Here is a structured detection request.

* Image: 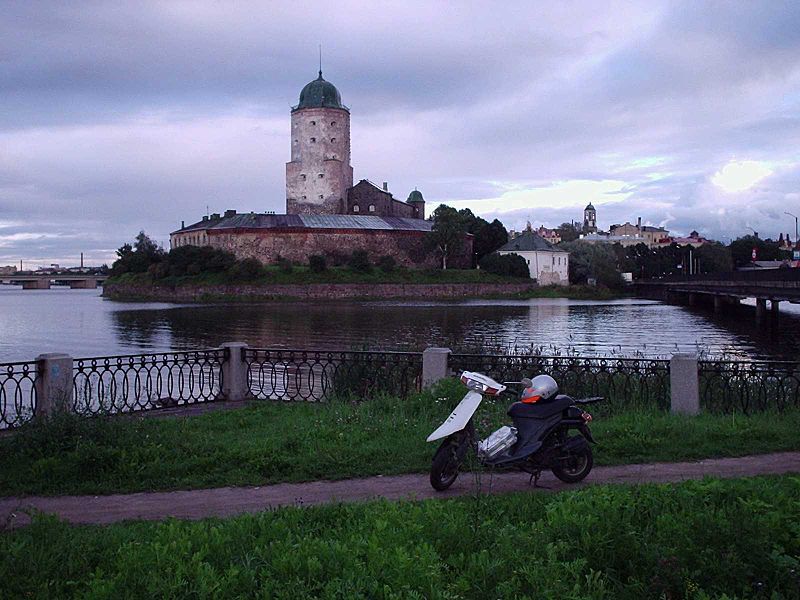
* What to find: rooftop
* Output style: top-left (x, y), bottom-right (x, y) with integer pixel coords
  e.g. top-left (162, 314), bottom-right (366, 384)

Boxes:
top-left (172, 212), bottom-right (433, 235)
top-left (497, 231), bottom-right (565, 253)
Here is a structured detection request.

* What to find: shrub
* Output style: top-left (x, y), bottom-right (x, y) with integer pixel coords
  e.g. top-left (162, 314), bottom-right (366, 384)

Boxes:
top-left (227, 258), bottom-right (263, 281)
top-left (479, 252), bottom-right (529, 278)
top-left (308, 255), bottom-right (327, 273)
top-left (277, 257), bottom-right (294, 274)
top-left (377, 255), bottom-right (397, 273)
top-left (348, 249), bottom-right (372, 273)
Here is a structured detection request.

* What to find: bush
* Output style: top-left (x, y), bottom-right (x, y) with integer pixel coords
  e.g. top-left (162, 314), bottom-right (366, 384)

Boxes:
top-left (227, 258), bottom-right (263, 281)
top-left (276, 257), bottom-right (293, 274)
top-left (348, 249), bottom-right (372, 273)
top-left (479, 252), bottom-right (529, 278)
top-left (308, 255), bottom-right (327, 273)
top-left (377, 255), bottom-right (396, 273)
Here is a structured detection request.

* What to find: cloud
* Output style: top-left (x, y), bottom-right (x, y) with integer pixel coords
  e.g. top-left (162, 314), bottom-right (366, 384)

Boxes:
top-left (2, 1), bottom-right (800, 264)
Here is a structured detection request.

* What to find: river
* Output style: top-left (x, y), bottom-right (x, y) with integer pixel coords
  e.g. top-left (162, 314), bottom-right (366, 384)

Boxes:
top-left (2, 286), bottom-right (800, 362)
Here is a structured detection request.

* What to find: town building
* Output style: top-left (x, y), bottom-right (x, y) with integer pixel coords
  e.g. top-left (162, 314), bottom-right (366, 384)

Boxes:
top-left (171, 70), bottom-right (471, 268)
top-left (582, 203), bottom-right (597, 233)
top-left (0, 265), bottom-right (18, 276)
top-left (536, 225), bottom-right (561, 244)
top-left (497, 230), bottom-right (569, 286)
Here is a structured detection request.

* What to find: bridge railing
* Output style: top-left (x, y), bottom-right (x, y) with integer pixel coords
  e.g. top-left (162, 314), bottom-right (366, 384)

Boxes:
top-left (0, 361), bottom-right (38, 428)
top-left (639, 268), bottom-right (800, 284)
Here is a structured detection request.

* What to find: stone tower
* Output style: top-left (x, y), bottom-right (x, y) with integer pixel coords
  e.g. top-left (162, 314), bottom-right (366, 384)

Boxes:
top-left (286, 71), bottom-right (353, 215)
top-left (583, 202), bottom-right (597, 233)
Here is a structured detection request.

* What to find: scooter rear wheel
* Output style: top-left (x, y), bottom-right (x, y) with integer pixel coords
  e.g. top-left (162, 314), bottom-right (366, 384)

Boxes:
top-left (430, 438), bottom-right (462, 491)
top-left (551, 442), bottom-right (593, 483)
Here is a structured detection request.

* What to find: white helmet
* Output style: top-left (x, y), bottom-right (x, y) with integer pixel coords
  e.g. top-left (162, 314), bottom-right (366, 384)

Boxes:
top-left (521, 374), bottom-right (558, 403)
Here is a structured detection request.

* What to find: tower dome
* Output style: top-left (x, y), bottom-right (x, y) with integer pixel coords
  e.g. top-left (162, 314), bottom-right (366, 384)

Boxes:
top-left (407, 189), bottom-right (424, 203)
top-left (293, 71), bottom-right (347, 112)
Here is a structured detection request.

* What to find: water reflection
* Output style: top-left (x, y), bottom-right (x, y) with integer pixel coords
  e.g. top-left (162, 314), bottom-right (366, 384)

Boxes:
top-left (2, 287), bottom-right (800, 361)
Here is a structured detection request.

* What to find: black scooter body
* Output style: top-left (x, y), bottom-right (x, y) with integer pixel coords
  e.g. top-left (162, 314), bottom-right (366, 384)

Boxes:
top-left (483, 394), bottom-right (587, 467)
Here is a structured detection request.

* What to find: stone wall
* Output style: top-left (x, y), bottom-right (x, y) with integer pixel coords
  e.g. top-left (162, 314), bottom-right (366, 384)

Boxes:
top-left (104, 281), bottom-right (536, 302)
top-left (286, 106), bottom-right (353, 215)
top-left (207, 228), bottom-right (473, 269)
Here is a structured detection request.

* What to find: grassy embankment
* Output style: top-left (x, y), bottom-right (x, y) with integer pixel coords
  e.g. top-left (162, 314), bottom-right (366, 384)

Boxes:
top-left (2, 379), bottom-right (798, 497)
top-left (2, 476), bottom-right (799, 598)
top-left (105, 269), bottom-right (624, 301)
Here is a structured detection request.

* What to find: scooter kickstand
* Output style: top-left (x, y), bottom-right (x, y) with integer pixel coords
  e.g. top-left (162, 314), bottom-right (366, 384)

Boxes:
top-left (529, 471), bottom-right (550, 489)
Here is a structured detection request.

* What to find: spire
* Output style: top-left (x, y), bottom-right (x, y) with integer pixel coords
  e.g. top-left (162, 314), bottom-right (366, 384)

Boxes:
top-left (318, 44), bottom-right (323, 79)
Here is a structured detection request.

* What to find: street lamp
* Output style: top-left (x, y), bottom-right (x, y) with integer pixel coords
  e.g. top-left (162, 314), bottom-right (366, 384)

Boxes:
top-left (784, 211), bottom-right (798, 243)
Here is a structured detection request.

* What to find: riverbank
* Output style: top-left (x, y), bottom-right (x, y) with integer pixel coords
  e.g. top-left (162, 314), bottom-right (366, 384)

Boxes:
top-left (103, 270), bottom-right (623, 302)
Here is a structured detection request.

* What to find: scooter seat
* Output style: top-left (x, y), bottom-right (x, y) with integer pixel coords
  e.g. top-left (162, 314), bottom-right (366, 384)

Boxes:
top-left (507, 396), bottom-right (572, 419)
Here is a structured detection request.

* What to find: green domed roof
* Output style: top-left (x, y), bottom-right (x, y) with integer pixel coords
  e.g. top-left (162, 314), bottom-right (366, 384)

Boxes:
top-left (585, 203), bottom-right (596, 211)
top-left (293, 71), bottom-right (347, 112)
top-left (407, 189), bottom-right (424, 203)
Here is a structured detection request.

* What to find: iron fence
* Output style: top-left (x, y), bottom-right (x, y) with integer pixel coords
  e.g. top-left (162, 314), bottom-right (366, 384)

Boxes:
top-left (72, 349), bottom-right (225, 416)
top-left (244, 348), bottom-right (423, 401)
top-left (699, 360), bottom-right (800, 413)
top-left (0, 361), bottom-right (38, 429)
top-left (450, 353), bottom-right (671, 412)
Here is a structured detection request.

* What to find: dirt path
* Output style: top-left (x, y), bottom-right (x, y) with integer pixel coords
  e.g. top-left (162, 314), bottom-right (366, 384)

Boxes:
top-left (3, 452), bottom-right (799, 528)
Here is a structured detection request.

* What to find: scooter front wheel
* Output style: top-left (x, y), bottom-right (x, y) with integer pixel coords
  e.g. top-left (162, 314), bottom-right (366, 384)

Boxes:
top-left (430, 438), bottom-right (463, 491)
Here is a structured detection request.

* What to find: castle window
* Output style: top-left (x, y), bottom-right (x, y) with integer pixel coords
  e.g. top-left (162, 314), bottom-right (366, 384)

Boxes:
top-left (318, 194), bottom-right (323, 199)
top-left (310, 121), bottom-right (316, 125)
top-left (353, 204), bottom-right (360, 212)
top-left (302, 195), bottom-right (307, 200)
top-left (300, 174), bottom-right (306, 181)
top-left (331, 121), bottom-right (336, 126)
top-left (369, 204), bottom-right (376, 212)
top-left (318, 173), bottom-right (324, 178)
top-left (330, 137), bottom-right (336, 143)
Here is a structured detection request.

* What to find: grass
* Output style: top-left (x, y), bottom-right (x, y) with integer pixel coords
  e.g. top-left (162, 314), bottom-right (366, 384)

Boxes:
top-left (1, 379), bottom-right (799, 497)
top-left (2, 475), bottom-right (799, 598)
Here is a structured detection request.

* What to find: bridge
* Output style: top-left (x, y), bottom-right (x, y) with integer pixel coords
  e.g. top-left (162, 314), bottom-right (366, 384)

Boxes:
top-left (635, 268), bottom-right (800, 320)
top-left (1, 273), bottom-right (109, 290)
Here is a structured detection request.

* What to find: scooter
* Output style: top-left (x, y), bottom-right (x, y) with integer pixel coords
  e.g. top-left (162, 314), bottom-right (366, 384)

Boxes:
top-left (427, 371), bottom-right (603, 491)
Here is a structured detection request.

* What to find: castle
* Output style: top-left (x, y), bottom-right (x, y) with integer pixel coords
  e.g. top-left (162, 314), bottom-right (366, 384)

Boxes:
top-left (170, 69), bottom-right (470, 267)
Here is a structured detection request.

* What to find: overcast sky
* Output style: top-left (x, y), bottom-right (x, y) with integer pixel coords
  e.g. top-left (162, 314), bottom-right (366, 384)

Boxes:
top-left (2, 1), bottom-right (800, 267)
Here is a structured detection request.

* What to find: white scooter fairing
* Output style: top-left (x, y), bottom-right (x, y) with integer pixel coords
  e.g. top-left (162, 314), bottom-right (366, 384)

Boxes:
top-left (426, 390), bottom-right (483, 442)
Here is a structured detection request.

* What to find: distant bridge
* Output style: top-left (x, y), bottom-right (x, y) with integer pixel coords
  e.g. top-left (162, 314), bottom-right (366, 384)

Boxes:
top-left (0, 274), bottom-right (109, 289)
top-left (635, 268), bottom-right (800, 320)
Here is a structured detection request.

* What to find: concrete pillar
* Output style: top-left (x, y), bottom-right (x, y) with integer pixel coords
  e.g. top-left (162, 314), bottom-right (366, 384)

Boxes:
top-left (422, 347), bottom-right (452, 388)
top-left (713, 295), bottom-right (723, 313)
top-left (34, 353), bottom-right (74, 417)
top-left (219, 342), bottom-right (250, 401)
top-left (688, 292), bottom-right (697, 306)
top-left (23, 279), bottom-right (50, 289)
top-left (771, 300), bottom-right (780, 318)
top-left (69, 279), bottom-right (98, 289)
top-left (755, 298), bottom-right (767, 322)
top-left (669, 353), bottom-right (699, 415)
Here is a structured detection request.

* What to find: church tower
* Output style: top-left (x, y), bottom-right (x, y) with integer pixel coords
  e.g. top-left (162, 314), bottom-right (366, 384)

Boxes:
top-left (583, 202), bottom-right (597, 233)
top-left (286, 70), bottom-right (353, 214)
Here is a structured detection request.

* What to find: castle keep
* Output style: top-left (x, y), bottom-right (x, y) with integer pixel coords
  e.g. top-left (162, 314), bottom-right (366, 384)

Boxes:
top-left (171, 69), bottom-right (468, 267)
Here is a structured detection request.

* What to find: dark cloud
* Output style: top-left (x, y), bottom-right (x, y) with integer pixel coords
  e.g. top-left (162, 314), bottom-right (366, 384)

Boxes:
top-left (1, 1), bottom-right (800, 265)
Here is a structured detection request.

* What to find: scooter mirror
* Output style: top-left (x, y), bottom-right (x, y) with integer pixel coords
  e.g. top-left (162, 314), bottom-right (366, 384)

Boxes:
top-left (521, 378), bottom-right (533, 388)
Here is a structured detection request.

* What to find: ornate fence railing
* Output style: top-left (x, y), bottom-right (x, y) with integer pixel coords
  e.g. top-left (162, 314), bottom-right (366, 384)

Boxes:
top-left (244, 348), bottom-right (423, 402)
top-left (449, 353), bottom-right (671, 412)
top-left (0, 361), bottom-right (38, 428)
top-left (699, 360), bottom-right (800, 413)
top-left (72, 349), bottom-right (225, 416)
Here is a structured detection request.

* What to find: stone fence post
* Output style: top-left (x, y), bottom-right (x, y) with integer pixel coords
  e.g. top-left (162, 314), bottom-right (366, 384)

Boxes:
top-left (422, 347), bottom-right (451, 388)
top-left (220, 342), bottom-right (250, 401)
top-left (35, 353), bottom-right (74, 418)
top-left (670, 353), bottom-right (700, 415)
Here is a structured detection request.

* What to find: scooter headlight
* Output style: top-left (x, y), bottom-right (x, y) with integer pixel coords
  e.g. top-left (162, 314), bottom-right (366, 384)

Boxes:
top-left (460, 373), bottom-right (501, 395)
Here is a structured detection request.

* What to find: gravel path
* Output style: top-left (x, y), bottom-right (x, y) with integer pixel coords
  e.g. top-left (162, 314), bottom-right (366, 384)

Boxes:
top-left (2, 452), bottom-right (799, 528)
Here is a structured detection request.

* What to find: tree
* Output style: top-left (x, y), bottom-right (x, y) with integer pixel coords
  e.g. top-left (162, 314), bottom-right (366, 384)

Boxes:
top-left (558, 222), bottom-right (580, 243)
top-left (728, 235), bottom-right (781, 268)
top-left (478, 252), bottom-right (529, 278)
top-left (427, 204), bottom-right (466, 269)
top-left (456, 209), bottom-right (508, 263)
top-left (111, 231), bottom-right (165, 275)
top-left (558, 240), bottom-right (624, 289)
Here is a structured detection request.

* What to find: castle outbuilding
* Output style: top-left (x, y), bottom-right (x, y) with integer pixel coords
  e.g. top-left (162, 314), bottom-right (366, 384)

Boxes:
top-left (171, 69), bottom-right (468, 268)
